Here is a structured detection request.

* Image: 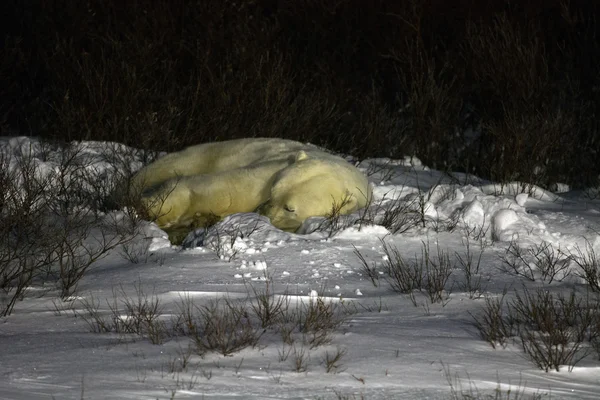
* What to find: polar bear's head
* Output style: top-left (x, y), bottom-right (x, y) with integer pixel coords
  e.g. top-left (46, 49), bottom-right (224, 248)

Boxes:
top-left (257, 152), bottom-right (370, 232)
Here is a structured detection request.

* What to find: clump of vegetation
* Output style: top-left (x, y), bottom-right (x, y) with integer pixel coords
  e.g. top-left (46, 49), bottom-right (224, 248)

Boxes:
top-left (498, 240), bottom-right (572, 283)
top-left (380, 240), bottom-right (453, 305)
top-left (3, 0), bottom-right (599, 188)
top-left (0, 141), bottom-right (141, 316)
top-left (471, 287), bottom-right (599, 372)
top-left (77, 279), bottom-right (350, 366)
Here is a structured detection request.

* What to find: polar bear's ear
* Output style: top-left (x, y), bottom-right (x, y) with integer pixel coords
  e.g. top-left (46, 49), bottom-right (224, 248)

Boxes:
top-left (295, 150), bottom-right (309, 162)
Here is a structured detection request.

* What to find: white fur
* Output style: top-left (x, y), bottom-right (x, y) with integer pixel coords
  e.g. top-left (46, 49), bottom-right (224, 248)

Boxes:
top-left (132, 138), bottom-right (372, 232)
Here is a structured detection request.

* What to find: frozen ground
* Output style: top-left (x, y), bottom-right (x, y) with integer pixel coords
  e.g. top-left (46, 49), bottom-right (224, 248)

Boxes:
top-left (1, 136), bottom-right (600, 399)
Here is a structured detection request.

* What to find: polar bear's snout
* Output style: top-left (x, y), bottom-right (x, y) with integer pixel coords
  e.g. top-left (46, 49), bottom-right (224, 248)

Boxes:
top-left (256, 200), bottom-right (302, 232)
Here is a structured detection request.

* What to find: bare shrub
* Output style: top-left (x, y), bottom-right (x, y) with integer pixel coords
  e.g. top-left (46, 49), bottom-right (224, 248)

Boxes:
top-left (0, 140), bottom-right (142, 315)
top-left (373, 191), bottom-right (423, 235)
top-left (353, 246), bottom-right (380, 288)
top-left (178, 296), bottom-right (260, 356)
top-left (368, 179), bottom-right (457, 236)
top-left (78, 296), bottom-right (113, 333)
top-left (50, 215), bottom-right (134, 300)
top-left (43, 144), bottom-right (138, 299)
top-left (511, 288), bottom-right (594, 372)
top-left (528, 242), bottom-right (571, 283)
top-left (202, 216), bottom-right (261, 261)
top-left (421, 242), bottom-right (453, 304)
top-left (470, 291), bottom-right (517, 349)
top-left (119, 241), bottom-right (151, 264)
top-left (292, 345), bottom-right (310, 373)
top-left (444, 362), bottom-right (547, 400)
top-left (471, 287), bottom-right (597, 371)
top-left (592, 310), bottom-right (600, 360)
top-left (277, 343), bottom-right (293, 362)
top-left (461, 218), bottom-right (491, 247)
top-left (164, 344), bottom-right (195, 374)
top-left (247, 273), bottom-right (290, 329)
top-left (499, 241), bottom-right (571, 283)
top-left (571, 241), bottom-right (600, 293)
top-left (481, 109), bottom-right (575, 187)
top-left (306, 192), bottom-right (362, 237)
top-left (0, 151), bottom-right (57, 316)
top-left (498, 241), bottom-right (536, 282)
top-left (77, 283), bottom-right (168, 344)
top-left (365, 161), bottom-right (397, 182)
top-left (278, 311), bottom-right (299, 346)
top-left (322, 346), bottom-right (347, 373)
top-left (354, 297), bottom-right (388, 313)
top-left (381, 240), bottom-right (423, 294)
top-left (24, 1), bottom-right (379, 156)
top-left (298, 296), bottom-right (346, 348)
top-left (185, 289), bottom-right (340, 361)
top-left (382, 240), bottom-right (452, 304)
top-left (50, 297), bottom-right (77, 317)
top-left (455, 236), bottom-right (486, 299)
top-left (171, 292), bottom-right (197, 337)
top-left (114, 283), bottom-right (168, 345)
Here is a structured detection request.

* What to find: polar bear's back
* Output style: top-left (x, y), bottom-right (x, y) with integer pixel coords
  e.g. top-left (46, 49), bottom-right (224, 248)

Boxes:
top-left (195, 138), bottom-right (314, 169)
top-left (133, 138), bottom-right (339, 192)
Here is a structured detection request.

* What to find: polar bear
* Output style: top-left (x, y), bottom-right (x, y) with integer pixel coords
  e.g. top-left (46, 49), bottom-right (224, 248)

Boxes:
top-left (131, 138), bottom-right (371, 233)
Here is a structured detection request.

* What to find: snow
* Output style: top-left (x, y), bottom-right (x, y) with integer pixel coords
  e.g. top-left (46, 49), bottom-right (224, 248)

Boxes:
top-left (1, 136), bottom-right (600, 399)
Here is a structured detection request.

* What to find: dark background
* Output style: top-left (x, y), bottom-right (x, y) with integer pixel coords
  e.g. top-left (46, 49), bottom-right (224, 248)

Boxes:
top-left (2, 0), bottom-right (599, 188)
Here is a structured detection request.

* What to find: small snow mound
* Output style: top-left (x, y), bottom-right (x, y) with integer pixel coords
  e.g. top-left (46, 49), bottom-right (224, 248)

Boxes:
top-left (148, 236), bottom-right (171, 252)
top-left (454, 189), bottom-right (465, 201)
top-left (137, 220), bottom-right (172, 251)
top-left (515, 193), bottom-right (529, 207)
top-left (428, 184), bottom-right (554, 242)
top-left (372, 185), bottom-right (417, 201)
top-left (427, 185), bottom-right (459, 204)
top-left (479, 182), bottom-right (559, 202)
top-left (335, 224), bottom-right (390, 240)
top-left (461, 199), bottom-right (485, 228)
top-left (492, 209), bottom-right (520, 241)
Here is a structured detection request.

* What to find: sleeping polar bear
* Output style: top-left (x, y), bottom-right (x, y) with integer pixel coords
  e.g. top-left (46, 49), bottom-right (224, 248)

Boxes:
top-left (131, 138), bottom-right (372, 233)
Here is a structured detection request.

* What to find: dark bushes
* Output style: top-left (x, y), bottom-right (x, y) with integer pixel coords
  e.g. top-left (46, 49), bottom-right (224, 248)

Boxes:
top-left (2, 0), bottom-right (599, 187)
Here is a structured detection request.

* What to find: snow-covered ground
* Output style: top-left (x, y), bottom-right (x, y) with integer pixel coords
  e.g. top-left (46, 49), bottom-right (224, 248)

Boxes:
top-left (1, 136), bottom-right (599, 399)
